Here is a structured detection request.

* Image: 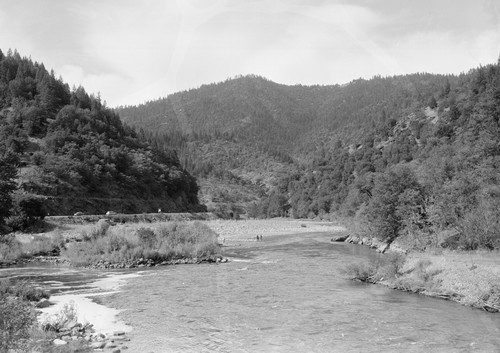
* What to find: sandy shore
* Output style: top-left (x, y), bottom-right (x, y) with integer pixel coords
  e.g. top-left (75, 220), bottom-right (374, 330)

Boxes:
top-left (203, 218), bottom-right (346, 241)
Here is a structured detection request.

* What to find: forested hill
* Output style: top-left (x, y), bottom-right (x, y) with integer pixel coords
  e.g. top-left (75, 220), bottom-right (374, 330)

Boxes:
top-left (115, 70), bottom-right (464, 215)
top-left (117, 73), bottom-right (453, 156)
top-left (0, 49), bottom-right (204, 221)
top-left (117, 62), bottom-right (500, 251)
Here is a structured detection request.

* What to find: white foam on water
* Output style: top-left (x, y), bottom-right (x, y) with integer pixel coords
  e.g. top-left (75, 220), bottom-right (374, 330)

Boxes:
top-left (38, 272), bottom-right (146, 335)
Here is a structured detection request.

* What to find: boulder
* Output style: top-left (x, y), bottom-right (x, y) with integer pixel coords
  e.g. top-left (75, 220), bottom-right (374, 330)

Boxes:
top-left (91, 341), bottom-right (106, 349)
top-left (331, 234), bottom-right (349, 242)
top-left (53, 339), bottom-right (67, 346)
top-left (36, 298), bottom-right (51, 308)
top-left (376, 243), bottom-right (389, 253)
top-left (347, 235), bottom-right (360, 244)
top-left (387, 241), bottom-right (408, 254)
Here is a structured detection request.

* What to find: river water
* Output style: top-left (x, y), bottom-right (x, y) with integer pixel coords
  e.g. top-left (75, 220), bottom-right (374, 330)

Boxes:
top-left (3, 232), bottom-right (500, 352)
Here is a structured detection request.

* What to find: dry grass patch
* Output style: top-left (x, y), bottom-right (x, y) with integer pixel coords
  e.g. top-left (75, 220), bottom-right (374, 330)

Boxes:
top-left (62, 221), bottom-right (221, 266)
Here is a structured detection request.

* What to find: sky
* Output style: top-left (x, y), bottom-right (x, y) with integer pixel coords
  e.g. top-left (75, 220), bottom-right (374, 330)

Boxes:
top-left (0, 0), bottom-right (499, 107)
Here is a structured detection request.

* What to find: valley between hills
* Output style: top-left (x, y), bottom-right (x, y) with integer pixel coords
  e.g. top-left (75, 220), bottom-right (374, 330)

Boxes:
top-left (0, 49), bottom-right (499, 352)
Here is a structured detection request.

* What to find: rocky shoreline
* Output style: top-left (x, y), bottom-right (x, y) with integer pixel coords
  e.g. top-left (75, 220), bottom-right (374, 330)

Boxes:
top-left (83, 255), bottom-right (229, 270)
top-left (1, 255), bottom-right (229, 269)
top-left (45, 320), bottom-right (131, 352)
top-left (331, 233), bottom-right (392, 253)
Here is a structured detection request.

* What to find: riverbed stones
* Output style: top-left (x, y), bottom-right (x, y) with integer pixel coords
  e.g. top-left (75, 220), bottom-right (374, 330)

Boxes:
top-left (53, 338), bottom-right (67, 345)
top-left (331, 234), bottom-right (348, 242)
top-left (91, 341), bottom-right (106, 349)
top-left (361, 237), bottom-right (371, 246)
top-left (36, 298), bottom-right (51, 308)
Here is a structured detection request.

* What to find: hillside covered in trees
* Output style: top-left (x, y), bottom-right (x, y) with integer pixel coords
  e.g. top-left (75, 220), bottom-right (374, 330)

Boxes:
top-left (0, 49), bottom-right (203, 229)
top-left (118, 61), bottom-right (500, 250)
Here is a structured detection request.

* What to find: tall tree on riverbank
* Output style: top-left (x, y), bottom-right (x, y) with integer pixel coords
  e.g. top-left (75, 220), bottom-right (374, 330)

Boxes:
top-left (0, 148), bottom-right (18, 231)
top-left (0, 49), bottom-right (205, 217)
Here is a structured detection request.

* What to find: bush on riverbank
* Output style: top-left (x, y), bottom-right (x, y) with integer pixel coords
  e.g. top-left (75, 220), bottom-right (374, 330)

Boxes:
top-left (0, 234), bottom-right (22, 264)
top-left (0, 232), bottom-right (64, 265)
top-left (63, 221), bottom-right (221, 266)
top-left (344, 250), bottom-right (500, 313)
top-left (0, 288), bottom-right (37, 352)
top-left (0, 280), bottom-right (93, 352)
top-left (0, 279), bottom-right (50, 302)
top-left (343, 252), bottom-right (405, 283)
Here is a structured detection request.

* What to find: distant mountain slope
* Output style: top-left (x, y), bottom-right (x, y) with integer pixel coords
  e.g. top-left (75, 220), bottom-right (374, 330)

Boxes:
top-left (115, 73), bottom-right (456, 214)
top-left (0, 49), bottom-right (204, 216)
top-left (117, 73), bottom-right (454, 154)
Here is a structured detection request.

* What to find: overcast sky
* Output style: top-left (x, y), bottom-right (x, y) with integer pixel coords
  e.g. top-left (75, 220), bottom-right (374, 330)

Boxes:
top-left (1, 0), bottom-right (499, 107)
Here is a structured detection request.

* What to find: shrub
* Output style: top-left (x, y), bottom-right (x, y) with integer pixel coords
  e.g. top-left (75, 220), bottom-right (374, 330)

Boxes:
top-left (40, 301), bottom-right (78, 332)
top-left (136, 227), bottom-right (156, 248)
top-left (81, 219), bottom-right (110, 241)
top-left (0, 294), bottom-right (37, 352)
top-left (0, 234), bottom-right (22, 263)
top-left (343, 252), bottom-right (406, 282)
top-left (0, 282), bottom-right (38, 352)
top-left (343, 262), bottom-right (377, 281)
top-left (63, 221), bottom-right (220, 265)
top-left (456, 195), bottom-right (500, 250)
top-left (392, 258), bottom-right (443, 293)
top-left (6, 194), bottom-right (47, 231)
top-left (0, 279), bottom-right (50, 302)
top-left (21, 235), bottom-right (63, 257)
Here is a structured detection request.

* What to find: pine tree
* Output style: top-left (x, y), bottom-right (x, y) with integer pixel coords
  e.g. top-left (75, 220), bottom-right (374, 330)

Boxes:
top-left (0, 149), bottom-right (18, 229)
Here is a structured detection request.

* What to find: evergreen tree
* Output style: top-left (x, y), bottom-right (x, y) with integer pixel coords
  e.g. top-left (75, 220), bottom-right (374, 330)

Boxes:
top-left (0, 149), bottom-right (18, 230)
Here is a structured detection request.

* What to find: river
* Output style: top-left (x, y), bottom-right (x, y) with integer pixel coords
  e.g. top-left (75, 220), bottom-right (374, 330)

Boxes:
top-left (2, 232), bottom-right (500, 352)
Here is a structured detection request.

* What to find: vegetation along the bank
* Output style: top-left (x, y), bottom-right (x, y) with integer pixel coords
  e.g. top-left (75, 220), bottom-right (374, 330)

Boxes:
top-left (0, 279), bottom-right (94, 353)
top-left (0, 48), bottom-right (204, 227)
top-left (0, 47), bottom-right (499, 353)
top-left (343, 249), bottom-right (500, 313)
top-left (62, 220), bottom-right (222, 268)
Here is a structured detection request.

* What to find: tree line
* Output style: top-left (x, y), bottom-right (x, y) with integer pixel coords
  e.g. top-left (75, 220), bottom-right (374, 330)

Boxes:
top-left (0, 49), bottom-right (204, 232)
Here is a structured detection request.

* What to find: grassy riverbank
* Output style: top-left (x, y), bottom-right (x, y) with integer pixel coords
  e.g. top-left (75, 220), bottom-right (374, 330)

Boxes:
top-left (344, 249), bottom-right (500, 313)
top-left (63, 220), bottom-right (222, 267)
top-left (1, 219), bottom-right (222, 268)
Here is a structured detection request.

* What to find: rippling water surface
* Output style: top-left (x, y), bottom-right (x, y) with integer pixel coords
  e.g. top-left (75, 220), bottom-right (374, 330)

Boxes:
top-left (2, 232), bottom-right (500, 352)
top-left (101, 233), bottom-right (500, 352)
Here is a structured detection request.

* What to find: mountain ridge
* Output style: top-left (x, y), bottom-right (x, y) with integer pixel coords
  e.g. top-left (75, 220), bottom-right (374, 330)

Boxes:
top-left (114, 71), bottom-right (462, 215)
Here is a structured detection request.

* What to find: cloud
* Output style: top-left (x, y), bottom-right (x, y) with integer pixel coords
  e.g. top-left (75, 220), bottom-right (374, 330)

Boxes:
top-left (0, 0), bottom-right (499, 106)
